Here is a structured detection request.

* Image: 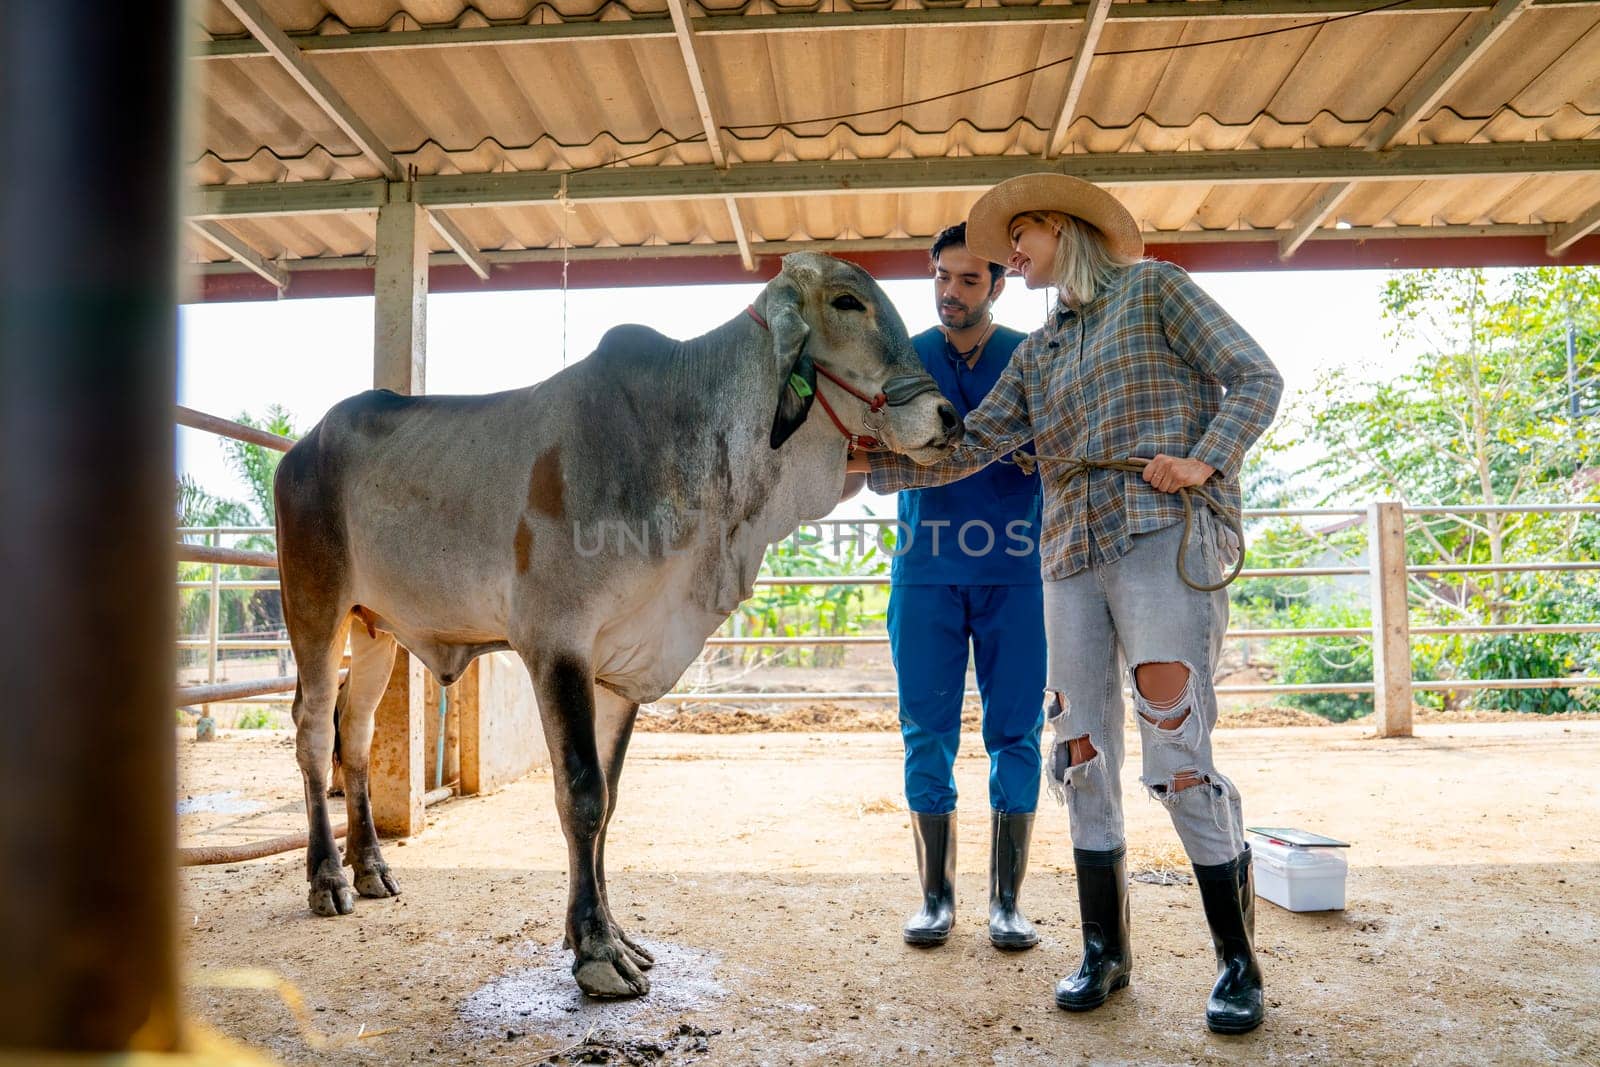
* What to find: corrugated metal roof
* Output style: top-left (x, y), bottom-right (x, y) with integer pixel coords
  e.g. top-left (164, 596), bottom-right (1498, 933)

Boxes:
top-left (188, 0), bottom-right (1600, 289)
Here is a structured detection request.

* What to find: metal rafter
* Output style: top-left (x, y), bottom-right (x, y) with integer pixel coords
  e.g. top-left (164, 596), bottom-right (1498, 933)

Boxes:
top-left (426, 207), bottom-right (491, 281)
top-left (1364, 0), bottom-right (1537, 151)
top-left (1043, 0), bottom-right (1114, 160)
top-left (1549, 201), bottom-right (1600, 255)
top-left (193, 0), bottom-right (1600, 57)
top-left (218, 0), bottom-right (488, 281)
top-left (664, 0), bottom-right (727, 169)
top-left (1279, 182), bottom-right (1358, 259)
top-left (216, 0), bottom-right (402, 179)
top-left (1278, 0), bottom-right (1535, 258)
top-left (192, 142), bottom-right (1600, 220)
top-left (186, 219), bottom-right (287, 290)
top-left (724, 197), bottom-right (756, 271)
top-left (188, 221), bottom-right (1581, 278)
top-left (662, 0), bottom-right (755, 270)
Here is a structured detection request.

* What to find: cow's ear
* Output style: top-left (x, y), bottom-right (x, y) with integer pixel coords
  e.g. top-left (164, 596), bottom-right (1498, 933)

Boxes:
top-left (770, 348), bottom-right (816, 449)
top-left (767, 279), bottom-right (815, 449)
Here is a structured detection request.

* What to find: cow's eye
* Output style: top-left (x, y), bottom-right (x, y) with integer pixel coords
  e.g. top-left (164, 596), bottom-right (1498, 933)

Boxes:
top-left (832, 294), bottom-right (866, 312)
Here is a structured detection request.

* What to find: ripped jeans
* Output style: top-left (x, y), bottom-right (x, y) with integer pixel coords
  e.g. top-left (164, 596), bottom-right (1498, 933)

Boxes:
top-left (1040, 513), bottom-right (1245, 866)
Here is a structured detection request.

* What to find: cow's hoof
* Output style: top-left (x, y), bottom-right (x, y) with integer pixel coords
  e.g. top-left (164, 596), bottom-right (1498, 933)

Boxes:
top-left (574, 956), bottom-right (650, 998)
top-left (565, 925), bottom-right (653, 971)
top-left (616, 927), bottom-right (655, 971)
top-left (308, 860), bottom-right (357, 917)
top-left (572, 933), bottom-right (650, 998)
top-left (353, 861), bottom-right (401, 899)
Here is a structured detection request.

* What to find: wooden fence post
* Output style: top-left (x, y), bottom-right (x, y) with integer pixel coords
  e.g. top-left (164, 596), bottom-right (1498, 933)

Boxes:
top-left (1369, 501), bottom-right (1414, 738)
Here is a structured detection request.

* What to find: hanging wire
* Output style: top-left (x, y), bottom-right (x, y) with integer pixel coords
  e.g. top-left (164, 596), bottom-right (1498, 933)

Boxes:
top-left (555, 172), bottom-right (575, 366)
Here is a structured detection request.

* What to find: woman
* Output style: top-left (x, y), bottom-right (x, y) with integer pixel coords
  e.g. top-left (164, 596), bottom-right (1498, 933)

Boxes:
top-left (852, 174), bottom-right (1283, 1033)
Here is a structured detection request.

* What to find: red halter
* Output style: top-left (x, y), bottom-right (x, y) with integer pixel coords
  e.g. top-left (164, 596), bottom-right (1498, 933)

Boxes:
top-left (745, 305), bottom-right (887, 452)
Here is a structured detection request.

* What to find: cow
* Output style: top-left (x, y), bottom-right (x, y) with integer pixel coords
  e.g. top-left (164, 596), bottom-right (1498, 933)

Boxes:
top-left (274, 253), bottom-right (963, 998)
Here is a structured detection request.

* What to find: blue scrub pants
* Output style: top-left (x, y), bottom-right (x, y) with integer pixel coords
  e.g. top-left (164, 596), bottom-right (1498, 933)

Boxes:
top-left (887, 583), bottom-right (1047, 815)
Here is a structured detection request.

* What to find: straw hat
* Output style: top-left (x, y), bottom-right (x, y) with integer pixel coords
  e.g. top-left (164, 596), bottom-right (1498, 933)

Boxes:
top-left (964, 173), bottom-right (1143, 265)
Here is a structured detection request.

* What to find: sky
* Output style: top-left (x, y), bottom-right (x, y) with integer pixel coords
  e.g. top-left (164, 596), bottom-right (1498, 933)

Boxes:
top-left (177, 268), bottom-right (1401, 520)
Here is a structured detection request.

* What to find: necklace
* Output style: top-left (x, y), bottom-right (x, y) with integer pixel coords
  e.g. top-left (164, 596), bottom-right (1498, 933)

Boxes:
top-left (943, 316), bottom-right (996, 364)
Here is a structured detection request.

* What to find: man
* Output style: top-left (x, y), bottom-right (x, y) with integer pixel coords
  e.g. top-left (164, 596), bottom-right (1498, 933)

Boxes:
top-left (857, 223), bottom-right (1047, 949)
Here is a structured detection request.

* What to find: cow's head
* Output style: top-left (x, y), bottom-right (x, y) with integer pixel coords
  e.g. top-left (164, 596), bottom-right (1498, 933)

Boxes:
top-left (763, 252), bottom-right (962, 463)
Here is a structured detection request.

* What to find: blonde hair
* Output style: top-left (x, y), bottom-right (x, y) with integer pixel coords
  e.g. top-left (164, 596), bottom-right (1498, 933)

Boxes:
top-left (1016, 210), bottom-right (1142, 306)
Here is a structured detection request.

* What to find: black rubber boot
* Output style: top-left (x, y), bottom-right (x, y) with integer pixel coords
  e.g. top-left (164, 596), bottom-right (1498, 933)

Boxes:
top-left (1054, 845), bottom-right (1131, 1010)
top-left (1193, 845), bottom-right (1265, 1034)
top-left (988, 811), bottom-right (1038, 949)
top-left (902, 811), bottom-right (956, 946)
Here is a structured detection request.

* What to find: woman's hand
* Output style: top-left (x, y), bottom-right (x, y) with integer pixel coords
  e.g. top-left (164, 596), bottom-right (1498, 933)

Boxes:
top-left (1138, 454), bottom-right (1215, 493)
top-left (845, 452), bottom-right (873, 475)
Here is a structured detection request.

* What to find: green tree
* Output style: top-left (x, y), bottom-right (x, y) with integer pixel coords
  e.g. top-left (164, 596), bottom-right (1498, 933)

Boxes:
top-left (176, 408), bottom-right (301, 645)
top-left (1270, 267), bottom-right (1599, 712)
top-left (222, 404), bottom-right (297, 532)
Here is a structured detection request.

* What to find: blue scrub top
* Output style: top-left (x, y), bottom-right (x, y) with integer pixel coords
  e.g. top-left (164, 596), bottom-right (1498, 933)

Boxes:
top-left (890, 324), bottom-right (1042, 587)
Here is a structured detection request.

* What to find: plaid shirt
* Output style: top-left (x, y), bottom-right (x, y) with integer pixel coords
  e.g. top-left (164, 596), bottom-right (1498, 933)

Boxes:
top-left (869, 260), bottom-right (1283, 580)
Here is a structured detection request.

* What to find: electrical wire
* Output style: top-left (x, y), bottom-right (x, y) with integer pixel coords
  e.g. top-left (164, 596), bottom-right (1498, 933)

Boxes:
top-left (726, 0), bottom-right (1420, 137)
top-left (560, 0), bottom-right (1427, 175)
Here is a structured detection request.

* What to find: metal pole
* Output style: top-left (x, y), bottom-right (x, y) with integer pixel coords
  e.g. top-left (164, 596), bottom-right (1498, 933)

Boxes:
top-left (0, 0), bottom-right (184, 1053)
top-left (1368, 501), bottom-right (1415, 738)
top-left (200, 529), bottom-right (223, 739)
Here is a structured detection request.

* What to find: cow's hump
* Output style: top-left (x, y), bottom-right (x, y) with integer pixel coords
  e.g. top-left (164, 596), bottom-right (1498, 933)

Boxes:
top-left (592, 324), bottom-right (675, 373)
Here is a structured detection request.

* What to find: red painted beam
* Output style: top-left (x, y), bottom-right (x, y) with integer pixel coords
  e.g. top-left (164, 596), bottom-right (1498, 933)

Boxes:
top-left (194, 234), bottom-right (1600, 303)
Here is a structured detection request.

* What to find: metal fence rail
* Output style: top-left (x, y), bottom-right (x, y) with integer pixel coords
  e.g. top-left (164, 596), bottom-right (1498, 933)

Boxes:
top-left (173, 449), bottom-right (1600, 736)
top-left (652, 677), bottom-right (1600, 703)
top-left (175, 408), bottom-right (292, 722)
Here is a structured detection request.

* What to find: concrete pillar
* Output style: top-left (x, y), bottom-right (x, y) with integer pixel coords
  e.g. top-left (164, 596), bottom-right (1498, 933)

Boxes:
top-left (1369, 501), bottom-right (1414, 738)
top-left (370, 190), bottom-right (429, 836)
top-left (371, 653), bottom-right (427, 837)
top-left (375, 192), bottom-right (427, 394)
top-left (460, 652), bottom-right (551, 795)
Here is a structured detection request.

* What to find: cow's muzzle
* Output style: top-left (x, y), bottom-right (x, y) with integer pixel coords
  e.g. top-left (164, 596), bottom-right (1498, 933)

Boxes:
top-left (934, 400), bottom-right (963, 445)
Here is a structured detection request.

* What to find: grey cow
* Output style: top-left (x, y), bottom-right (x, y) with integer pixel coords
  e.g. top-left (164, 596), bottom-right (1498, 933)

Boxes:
top-left (274, 253), bottom-right (962, 998)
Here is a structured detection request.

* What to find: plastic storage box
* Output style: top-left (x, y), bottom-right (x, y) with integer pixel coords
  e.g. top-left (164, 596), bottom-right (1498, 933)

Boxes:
top-left (1247, 830), bottom-right (1348, 912)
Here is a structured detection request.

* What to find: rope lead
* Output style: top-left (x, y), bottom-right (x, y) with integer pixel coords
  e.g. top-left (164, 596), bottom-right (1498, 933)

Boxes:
top-left (1004, 454), bottom-right (1246, 592)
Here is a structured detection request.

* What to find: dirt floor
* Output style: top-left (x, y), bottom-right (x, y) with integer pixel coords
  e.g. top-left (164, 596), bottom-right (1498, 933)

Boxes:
top-left (177, 720), bottom-right (1600, 1065)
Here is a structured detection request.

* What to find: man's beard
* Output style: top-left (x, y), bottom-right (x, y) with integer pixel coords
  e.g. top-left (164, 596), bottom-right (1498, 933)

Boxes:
top-left (938, 302), bottom-right (988, 330)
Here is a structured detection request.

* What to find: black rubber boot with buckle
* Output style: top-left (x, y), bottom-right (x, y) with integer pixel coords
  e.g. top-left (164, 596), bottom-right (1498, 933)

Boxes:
top-left (988, 811), bottom-right (1039, 949)
top-left (902, 811), bottom-right (956, 946)
top-left (1054, 845), bottom-right (1131, 1010)
top-left (1193, 844), bottom-right (1265, 1034)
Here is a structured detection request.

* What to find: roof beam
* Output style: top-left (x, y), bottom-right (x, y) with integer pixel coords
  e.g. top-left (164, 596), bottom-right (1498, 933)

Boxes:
top-left (1364, 0), bottom-right (1537, 150)
top-left (194, 0), bottom-right (1600, 57)
top-left (662, 0), bottom-right (758, 271)
top-left (185, 219), bottom-right (288, 290)
top-left (1279, 182), bottom-right (1358, 258)
top-left (218, 0), bottom-right (489, 281)
top-left (191, 221), bottom-right (1588, 276)
top-left (426, 209), bottom-right (491, 281)
top-left (1278, 0), bottom-right (1534, 257)
top-left (216, 0), bottom-right (402, 179)
top-left (1043, 0), bottom-right (1114, 160)
top-left (725, 197), bottom-right (756, 271)
top-left (192, 141), bottom-right (1600, 219)
top-left (663, 0), bottom-right (727, 170)
top-left (1549, 201), bottom-right (1600, 255)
